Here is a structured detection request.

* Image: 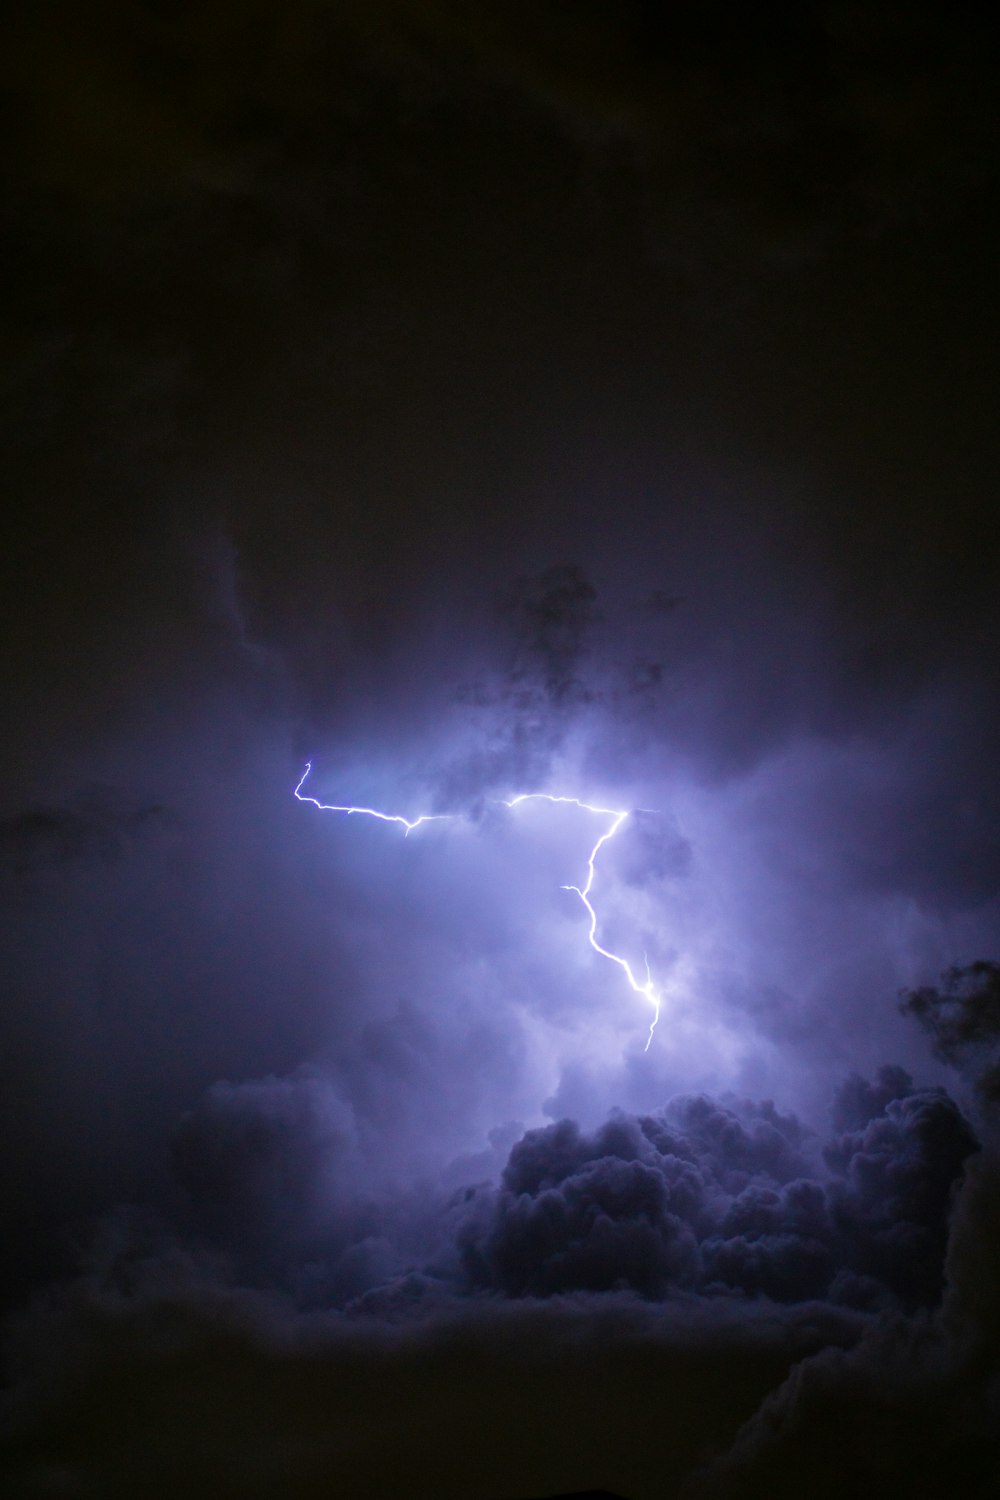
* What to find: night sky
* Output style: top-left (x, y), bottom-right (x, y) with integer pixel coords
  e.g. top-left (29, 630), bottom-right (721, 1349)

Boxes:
top-left (2, 4), bottom-right (999, 1497)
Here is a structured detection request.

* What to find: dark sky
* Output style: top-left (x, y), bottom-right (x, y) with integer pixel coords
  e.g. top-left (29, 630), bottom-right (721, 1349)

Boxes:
top-left (2, 4), bottom-right (999, 1497)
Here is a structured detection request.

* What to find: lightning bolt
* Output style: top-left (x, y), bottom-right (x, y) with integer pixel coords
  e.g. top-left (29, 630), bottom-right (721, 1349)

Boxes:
top-left (293, 762), bottom-right (451, 836)
top-left (503, 794), bottom-right (661, 1050)
top-left (293, 764), bottom-right (661, 1048)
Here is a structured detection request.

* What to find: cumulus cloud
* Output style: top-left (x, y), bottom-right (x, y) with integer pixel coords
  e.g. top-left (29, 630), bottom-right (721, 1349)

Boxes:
top-left (455, 1071), bottom-right (976, 1313)
top-left (0, 1062), bottom-right (993, 1500)
top-left (55, 1059), bottom-right (973, 1330)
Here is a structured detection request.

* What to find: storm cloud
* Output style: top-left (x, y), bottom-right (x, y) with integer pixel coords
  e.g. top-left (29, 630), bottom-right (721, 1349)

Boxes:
top-left (1, 1060), bottom-right (995, 1499)
top-left (158, 1062), bottom-right (980, 1319)
top-left (2, 2), bottom-right (999, 1496)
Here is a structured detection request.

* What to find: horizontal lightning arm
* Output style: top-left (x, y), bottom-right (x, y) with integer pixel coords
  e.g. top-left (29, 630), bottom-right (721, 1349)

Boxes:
top-left (293, 762), bottom-right (450, 836)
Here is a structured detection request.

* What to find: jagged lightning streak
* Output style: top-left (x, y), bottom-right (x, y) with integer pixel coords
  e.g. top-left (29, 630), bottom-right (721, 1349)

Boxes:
top-left (293, 762), bottom-right (451, 835)
top-left (293, 764), bottom-right (660, 1047)
top-left (503, 794), bottom-right (661, 1050)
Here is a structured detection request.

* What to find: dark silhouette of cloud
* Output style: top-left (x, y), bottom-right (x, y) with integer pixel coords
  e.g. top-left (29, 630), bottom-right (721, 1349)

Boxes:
top-left (457, 1074), bottom-right (975, 1312)
top-left (0, 789), bottom-right (166, 874)
top-left (0, 1062), bottom-right (994, 1499)
top-left (902, 961), bottom-right (1000, 1103)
